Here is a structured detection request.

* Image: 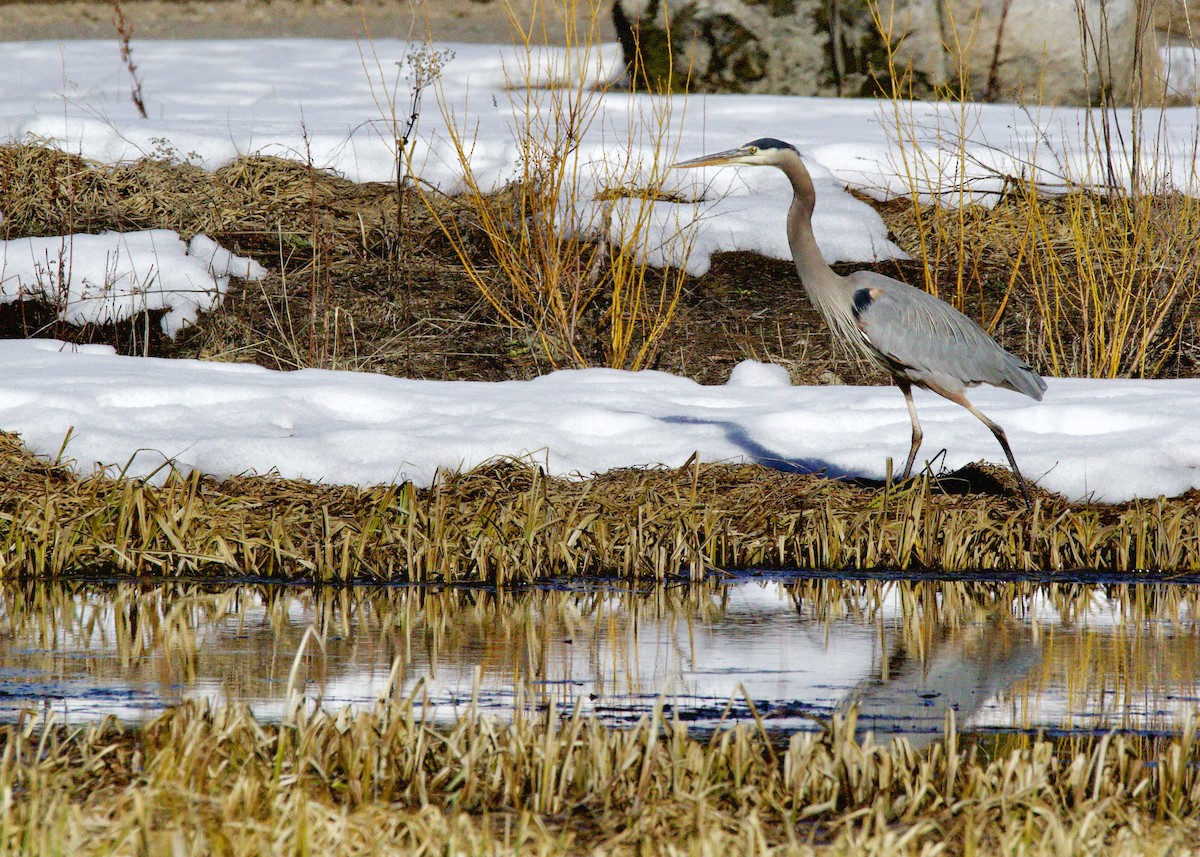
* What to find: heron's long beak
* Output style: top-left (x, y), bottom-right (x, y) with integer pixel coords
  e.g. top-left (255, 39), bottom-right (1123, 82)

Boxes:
top-left (670, 147), bottom-right (748, 169)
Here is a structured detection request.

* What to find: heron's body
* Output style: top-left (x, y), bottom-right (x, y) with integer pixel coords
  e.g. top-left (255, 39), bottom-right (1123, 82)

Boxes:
top-left (839, 269), bottom-right (1046, 400)
top-left (674, 138), bottom-right (1046, 505)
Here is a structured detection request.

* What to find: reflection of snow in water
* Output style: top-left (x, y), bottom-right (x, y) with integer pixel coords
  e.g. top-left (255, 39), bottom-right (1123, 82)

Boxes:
top-left (0, 581), bottom-right (1197, 741)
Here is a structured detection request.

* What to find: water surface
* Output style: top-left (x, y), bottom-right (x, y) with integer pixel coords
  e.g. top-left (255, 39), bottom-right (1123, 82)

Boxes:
top-left (2, 578), bottom-right (1196, 743)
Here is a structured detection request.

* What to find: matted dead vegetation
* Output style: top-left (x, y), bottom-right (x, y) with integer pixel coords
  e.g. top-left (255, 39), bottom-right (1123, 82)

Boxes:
top-left (1, 432), bottom-right (1199, 581)
top-left (882, 186), bottom-right (1200, 380)
top-left (1, 141), bottom-right (832, 383)
top-left (2, 697), bottom-right (1198, 855)
top-left (0, 142), bottom-right (528, 379)
top-left (6, 140), bottom-right (1200, 391)
top-left (0, 143), bottom-right (404, 257)
top-left (5, 144), bottom-right (1200, 544)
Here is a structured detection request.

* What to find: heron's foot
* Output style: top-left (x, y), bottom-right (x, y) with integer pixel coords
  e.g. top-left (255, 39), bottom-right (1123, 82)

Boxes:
top-left (893, 462), bottom-right (1039, 507)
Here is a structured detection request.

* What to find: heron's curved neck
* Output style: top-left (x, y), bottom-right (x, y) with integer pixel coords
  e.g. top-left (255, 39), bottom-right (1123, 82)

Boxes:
top-left (777, 151), bottom-right (861, 352)
top-left (779, 152), bottom-right (836, 286)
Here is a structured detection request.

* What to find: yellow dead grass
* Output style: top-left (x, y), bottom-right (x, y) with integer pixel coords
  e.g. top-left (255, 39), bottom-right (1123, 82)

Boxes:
top-left (2, 698), bottom-right (1197, 856)
top-left (2, 433), bottom-right (1200, 580)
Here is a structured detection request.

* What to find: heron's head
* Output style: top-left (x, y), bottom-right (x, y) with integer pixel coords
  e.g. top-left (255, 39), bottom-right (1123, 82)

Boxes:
top-left (671, 138), bottom-right (798, 170)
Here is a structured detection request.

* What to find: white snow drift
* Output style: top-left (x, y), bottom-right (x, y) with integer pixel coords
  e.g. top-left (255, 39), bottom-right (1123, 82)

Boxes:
top-left (4, 38), bottom-right (1200, 501)
top-left (0, 231), bottom-right (267, 334)
top-left (1, 339), bottom-right (1196, 503)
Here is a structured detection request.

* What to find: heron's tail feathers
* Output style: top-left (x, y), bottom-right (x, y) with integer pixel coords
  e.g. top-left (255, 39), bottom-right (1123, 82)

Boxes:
top-left (999, 353), bottom-right (1047, 401)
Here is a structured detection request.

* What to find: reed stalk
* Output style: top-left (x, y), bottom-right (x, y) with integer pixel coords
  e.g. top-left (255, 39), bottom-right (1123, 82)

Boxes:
top-left (0, 697), bottom-right (1195, 855)
top-left (2, 434), bottom-right (1200, 581)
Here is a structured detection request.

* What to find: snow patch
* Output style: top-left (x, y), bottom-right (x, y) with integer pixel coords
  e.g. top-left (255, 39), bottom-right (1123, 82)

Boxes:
top-left (0, 231), bottom-right (266, 335)
top-left (726, 361), bottom-right (792, 387)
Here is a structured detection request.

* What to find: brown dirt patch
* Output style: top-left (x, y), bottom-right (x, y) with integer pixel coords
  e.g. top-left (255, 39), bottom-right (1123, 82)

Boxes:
top-left (0, 143), bottom-right (894, 385)
top-left (0, 0), bottom-right (616, 44)
top-left (5, 142), bottom-right (1200, 389)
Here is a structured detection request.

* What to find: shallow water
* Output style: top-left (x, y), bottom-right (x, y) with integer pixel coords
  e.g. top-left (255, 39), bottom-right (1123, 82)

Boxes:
top-left (1, 578), bottom-right (1197, 743)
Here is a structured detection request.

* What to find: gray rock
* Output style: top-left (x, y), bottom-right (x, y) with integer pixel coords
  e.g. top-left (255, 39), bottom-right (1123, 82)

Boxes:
top-left (613, 0), bottom-right (869, 96)
top-left (613, 0), bottom-right (1157, 105)
top-left (886, 0), bottom-right (1144, 105)
top-left (1154, 0), bottom-right (1200, 39)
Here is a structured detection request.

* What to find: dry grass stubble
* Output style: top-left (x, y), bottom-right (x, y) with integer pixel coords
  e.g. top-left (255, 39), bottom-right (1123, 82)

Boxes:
top-left (2, 432), bottom-right (1200, 579)
top-left (2, 698), bottom-right (1198, 855)
top-left (0, 143), bottom-right (531, 379)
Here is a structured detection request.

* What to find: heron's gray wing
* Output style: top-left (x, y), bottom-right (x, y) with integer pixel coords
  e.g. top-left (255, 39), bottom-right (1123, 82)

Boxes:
top-left (850, 273), bottom-right (1045, 400)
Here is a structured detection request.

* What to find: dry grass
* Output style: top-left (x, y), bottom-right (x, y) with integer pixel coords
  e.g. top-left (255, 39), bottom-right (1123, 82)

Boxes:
top-left (1, 696), bottom-right (1197, 855)
top-left (422, 0), bottom-right (691, 371)
top-left (0, 142), bottom-right (508, 377)
top-left (0, 144), bottom-right (397, 255)
top-left (882, 186), bottom-right (1200, 379)
top-left (0, 140), bottom-right (822, 386)
top-left (3, 432), bottom-right (1200, 581)
top-left (1018, 187), bottom-right (1200, 378)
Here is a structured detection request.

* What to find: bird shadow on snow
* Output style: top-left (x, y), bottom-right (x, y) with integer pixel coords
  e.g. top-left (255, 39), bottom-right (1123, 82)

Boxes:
top-left (658, 415), bottom-right (864, 481)
top-left (658, 415), bottom-right (1020, 498)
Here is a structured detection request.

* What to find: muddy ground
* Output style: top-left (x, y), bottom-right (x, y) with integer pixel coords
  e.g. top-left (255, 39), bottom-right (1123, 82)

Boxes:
top-left (0, 0), bottom-right (616, 43)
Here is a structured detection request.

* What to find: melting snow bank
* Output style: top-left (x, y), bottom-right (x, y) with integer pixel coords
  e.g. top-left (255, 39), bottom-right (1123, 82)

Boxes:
top-left (14, 39), bottom-right (1200, 275)
top-left (0, 231), bottom-right (267, 335)
top-left (1, 339), bottom-right (1198, 503)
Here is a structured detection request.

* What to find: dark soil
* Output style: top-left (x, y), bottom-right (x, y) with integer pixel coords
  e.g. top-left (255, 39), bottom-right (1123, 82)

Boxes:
top-left (0, 144), bottom-right (896, 387)
top-left (3, 142), bottom-right (1198, 391)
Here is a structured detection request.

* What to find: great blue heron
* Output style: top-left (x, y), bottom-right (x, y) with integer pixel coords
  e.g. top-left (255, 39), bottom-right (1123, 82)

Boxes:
top-left (673, 138), bottom-right (1046, 506)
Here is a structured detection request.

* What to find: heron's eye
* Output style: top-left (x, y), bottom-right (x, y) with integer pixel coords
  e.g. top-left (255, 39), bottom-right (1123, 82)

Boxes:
top-left (747, 146), bottom-right (758, 154)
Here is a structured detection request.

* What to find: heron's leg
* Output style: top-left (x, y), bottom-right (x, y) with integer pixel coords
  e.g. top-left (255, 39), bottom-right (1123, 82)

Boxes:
top-left (898, 380), bottom-right (923, 480)
top-left (940, 389), bottom-right (1034, 508)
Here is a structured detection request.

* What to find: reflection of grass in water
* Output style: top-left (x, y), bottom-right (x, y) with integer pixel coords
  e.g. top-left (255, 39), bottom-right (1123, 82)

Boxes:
top-left (3, 579), bottom-right (1197, 735)
top-left (2, 696), bottom-right (1198, 853)
top-left (787, 579), bottom-right (1200, 731)
top-left (0, 580), bottom-right (733, 706)
top-left (1041, 584), bottom-right (1200, 730)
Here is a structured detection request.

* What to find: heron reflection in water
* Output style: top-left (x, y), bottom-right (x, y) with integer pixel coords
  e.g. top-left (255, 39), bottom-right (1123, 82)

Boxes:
top-left (846, 612), bottom-right (1040, 747)
top-left (673, 139), bottom-right (1046, 506)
